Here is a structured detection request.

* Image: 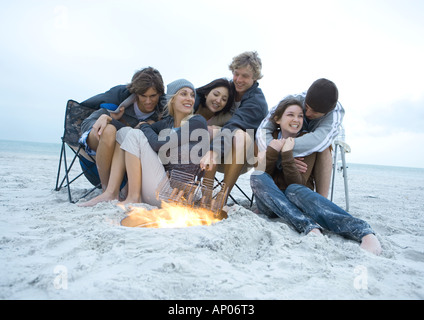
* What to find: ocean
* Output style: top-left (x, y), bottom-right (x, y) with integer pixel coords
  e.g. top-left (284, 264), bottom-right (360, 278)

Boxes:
top-left (0, 139), bottom-right (62, 156)
top-left (1, 139), bottom-right (423, 176)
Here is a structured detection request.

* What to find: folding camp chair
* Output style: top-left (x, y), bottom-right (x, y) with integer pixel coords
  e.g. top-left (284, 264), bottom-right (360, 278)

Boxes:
top-left (55, 100), bottom-right (101, 203)
top-left (213, 162), bottom-right (255, 208)
top-left (330, 138), bottom-right (351, 212)
top-left (214, 171), bottom-right (254, 207)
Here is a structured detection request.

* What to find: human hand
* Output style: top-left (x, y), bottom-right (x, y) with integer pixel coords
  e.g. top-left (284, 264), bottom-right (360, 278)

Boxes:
top-left (282, 137), bottom-right (295, 152)
top-left (92, 114), bottom-right (112, 140)
top-left (269, 139), bottom-right (285, 152)
top-left (134, 121), bottom-right (151, 129)
top-left (110, 106), bottom-right (125, 120)
top-left (200, 150), bottom-right (218, 171)
top-left (294, 157), bottom-right (307, 173)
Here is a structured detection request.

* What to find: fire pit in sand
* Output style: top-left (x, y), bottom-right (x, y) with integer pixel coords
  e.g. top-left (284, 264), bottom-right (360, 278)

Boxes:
top-left (120, 169), bottom-right (228, 228)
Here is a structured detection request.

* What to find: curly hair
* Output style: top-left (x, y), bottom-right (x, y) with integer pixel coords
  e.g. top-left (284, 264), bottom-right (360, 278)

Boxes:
top-left (229, 51), bottom-right (263, 81)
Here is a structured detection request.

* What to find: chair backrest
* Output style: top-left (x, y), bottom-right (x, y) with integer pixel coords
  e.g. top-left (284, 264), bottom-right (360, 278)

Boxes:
top-left (62, 100), bottom-right (98, 147)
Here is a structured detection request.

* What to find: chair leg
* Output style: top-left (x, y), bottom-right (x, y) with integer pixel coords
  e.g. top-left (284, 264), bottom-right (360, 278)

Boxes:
top-left (79, 183), bottom-right (101, 201)
top-left (233, 182), bottom-right (254, 207)
top-left (331, 143), bottom-right (350, 212)
top-left (340, 146), bottom-right (350, 212)
top-left (59, 141), bottom-right (74, 203)
top-left (57, 145), bottom-right (81, 190)
top-left (55, 141), bottom-right (65, 191)
top-left (214, 177), bottom-right (254, 207)
top-left (214, 177), bottom-right (239, 204)
top-left (55, 143), bottom-right (93, 203)
top-left (330, 144), bottom-right (339, 202)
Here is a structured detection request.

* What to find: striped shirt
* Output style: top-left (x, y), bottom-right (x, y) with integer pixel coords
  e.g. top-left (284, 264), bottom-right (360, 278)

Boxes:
top-left (256, 92), bottom-right (345, 157)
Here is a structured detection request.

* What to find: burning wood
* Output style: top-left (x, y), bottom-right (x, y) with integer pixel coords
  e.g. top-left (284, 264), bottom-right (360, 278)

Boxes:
top-left (121, 169), bottom-right (228, 228)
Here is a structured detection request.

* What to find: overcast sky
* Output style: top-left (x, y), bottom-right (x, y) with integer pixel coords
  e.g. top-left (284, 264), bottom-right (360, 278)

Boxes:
top-left (1, 0), bottom-right (423, 168)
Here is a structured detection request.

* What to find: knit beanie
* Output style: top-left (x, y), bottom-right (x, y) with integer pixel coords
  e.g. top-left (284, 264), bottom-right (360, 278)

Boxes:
top-left (166, 79), bottom-right (196, 102)
top-left (305, 78), bottom-right (338, 114)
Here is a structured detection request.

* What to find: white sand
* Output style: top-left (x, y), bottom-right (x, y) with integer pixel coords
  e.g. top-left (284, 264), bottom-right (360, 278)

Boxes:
top-left (1, 145), bottom-right (423, 300)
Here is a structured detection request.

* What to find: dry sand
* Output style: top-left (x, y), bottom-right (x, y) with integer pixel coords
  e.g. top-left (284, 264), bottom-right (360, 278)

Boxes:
top-left (1, 144), bottom-right (423, 299)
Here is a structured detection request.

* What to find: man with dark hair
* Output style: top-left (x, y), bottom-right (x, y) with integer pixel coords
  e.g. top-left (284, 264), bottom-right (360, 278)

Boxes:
top-left (79, 67), bottom-right (166, 190)
top-left (256, 78), bottom-right (344, 197)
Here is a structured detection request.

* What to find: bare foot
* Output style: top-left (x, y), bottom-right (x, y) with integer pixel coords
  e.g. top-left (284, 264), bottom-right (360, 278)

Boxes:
top-left (77, 192), bottom-right (119, 207)
top-left (117, 196), bottom-right (141, 207)
top-left (308, 228), bottom-right (323, 236)
top-left (360, 234), bottom-right (382, 255)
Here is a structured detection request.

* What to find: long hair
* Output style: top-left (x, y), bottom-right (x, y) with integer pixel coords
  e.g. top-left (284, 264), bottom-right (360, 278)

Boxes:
top-left (163, 88), bottom-right (195, 120)
top-left (196, 78), bottom-right (234, 115)
top-left (271, 98), bottom-right (303, 128)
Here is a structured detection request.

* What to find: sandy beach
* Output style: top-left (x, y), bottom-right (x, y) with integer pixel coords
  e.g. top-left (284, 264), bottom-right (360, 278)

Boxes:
top-left (0, 140), bottom-right (423, 300)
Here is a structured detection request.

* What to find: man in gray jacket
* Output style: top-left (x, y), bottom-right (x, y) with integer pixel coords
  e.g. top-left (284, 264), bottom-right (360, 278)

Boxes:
top-left (256, 78), bottom-right (344, 197)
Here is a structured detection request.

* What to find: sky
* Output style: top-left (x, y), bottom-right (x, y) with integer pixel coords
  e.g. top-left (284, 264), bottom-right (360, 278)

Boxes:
top-left (1, 0), bottom-right (423, 168)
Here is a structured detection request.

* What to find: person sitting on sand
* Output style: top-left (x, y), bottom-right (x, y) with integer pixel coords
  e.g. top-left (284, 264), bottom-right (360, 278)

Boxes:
top-left (250, 98), bottom-right (382, 255)
top-left (79, 67), bottom-right (166, 191)
top-left (78, 79), bottom-right (209, 207)
top-left (256, 78), bottom-right (344, 198)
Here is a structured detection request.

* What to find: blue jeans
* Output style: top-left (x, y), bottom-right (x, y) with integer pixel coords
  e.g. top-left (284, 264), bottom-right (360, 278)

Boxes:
top-left (250, 172), bottom-right (374, 242)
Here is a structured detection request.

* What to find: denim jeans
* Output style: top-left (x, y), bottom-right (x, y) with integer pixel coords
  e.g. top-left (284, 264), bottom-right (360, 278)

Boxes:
top-left (250, 172), bottom-right (374, 242)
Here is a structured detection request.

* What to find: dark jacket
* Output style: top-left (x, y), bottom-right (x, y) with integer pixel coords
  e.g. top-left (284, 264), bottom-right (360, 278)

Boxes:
top-left (226, 81), bottom-right (268, 131)
top-left (80, 85), bottom-right (166, 134)
top-left (211, 81), bottom-right (268, 157)
top-left (139, 114), bottom-right (208, 176)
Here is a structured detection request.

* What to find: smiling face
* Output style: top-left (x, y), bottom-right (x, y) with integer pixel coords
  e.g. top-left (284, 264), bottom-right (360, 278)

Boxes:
top-left (171, 87), bottom-right (195, 117)
top-left (275, 104), bottom-right (304, 138)
top-left (232, 66), bottom-right (255, 98)
top-left (204, 86), bottom-right (229, 114)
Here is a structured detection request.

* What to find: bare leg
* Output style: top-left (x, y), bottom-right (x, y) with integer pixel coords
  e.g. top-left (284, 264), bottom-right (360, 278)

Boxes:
top-left (222, 130), bottom-right (253, 200)
top-left (94, 124), bottom-right (117, 190)
top-left (86, 129), bottom-right (100, 152)
top-left (120, 151), bottom-right (142, 205)
top-left (78, 143), bottom-right (125, 207)
top-left (202, 126), bottom-right (223, 185)
top-left (203, 164), bottom-right (217, 183)
top-left (313, 147), bottom-right (332, 198)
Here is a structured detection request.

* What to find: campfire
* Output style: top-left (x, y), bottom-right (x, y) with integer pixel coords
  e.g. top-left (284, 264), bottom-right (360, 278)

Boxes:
top-left (120, 201), bottom-right (227, 228)
top-left (120, 170), bottom-right (228, 229)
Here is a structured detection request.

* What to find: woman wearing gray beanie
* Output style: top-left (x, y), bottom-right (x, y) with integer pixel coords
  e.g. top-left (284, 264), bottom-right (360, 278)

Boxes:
top-left (80, 79), bottom-right (209, 207)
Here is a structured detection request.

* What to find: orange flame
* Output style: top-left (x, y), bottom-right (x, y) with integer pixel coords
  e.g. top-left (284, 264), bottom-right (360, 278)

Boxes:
top-left (120, 201), bottom-right (227, 228)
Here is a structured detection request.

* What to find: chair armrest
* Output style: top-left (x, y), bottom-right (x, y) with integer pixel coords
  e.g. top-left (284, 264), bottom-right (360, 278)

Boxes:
top-left (334, 140), bottom-right (351, 153)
